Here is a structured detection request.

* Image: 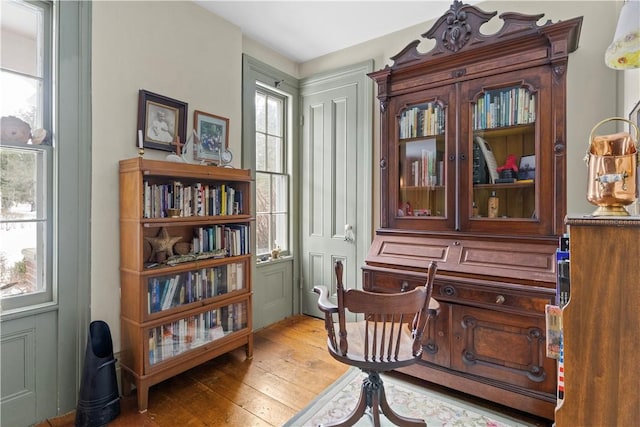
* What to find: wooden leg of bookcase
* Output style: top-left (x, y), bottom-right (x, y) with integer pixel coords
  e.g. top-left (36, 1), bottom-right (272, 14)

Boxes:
top-left (136, 382), bottom-right (149, 413)
top-left (245, 334), bottom-right (254, 359)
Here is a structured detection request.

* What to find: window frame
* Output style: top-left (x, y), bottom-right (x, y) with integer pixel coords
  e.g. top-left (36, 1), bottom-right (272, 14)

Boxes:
top-left (0, 0), bottom-right (54, 312)
top-left (254, 85), bottom-right (290, 258)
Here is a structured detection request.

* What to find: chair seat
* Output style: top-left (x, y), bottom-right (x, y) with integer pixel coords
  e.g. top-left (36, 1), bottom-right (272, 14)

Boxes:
top-left (328, 320), bottom-right (419, 371)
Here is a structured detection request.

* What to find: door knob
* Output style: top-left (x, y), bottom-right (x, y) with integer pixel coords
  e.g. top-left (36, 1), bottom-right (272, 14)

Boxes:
top-left (344, 224), bottom-right (355, 242)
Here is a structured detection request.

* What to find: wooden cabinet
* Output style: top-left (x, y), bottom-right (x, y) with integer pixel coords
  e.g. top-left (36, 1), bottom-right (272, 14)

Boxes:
top-left (555, 217), bottom-right (640, 427)
top-left (364, 2), bottom-right (582, 419)
top-left (119, 158), bottom-right (253, 412)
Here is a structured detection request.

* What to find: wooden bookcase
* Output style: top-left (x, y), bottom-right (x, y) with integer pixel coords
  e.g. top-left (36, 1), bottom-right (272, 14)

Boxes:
top-left (555, 216), bottom-right (640, 426)
top-left (364, 2), bottom-right (582, 419)
top-left (119, 157), bottom-right (253, 412)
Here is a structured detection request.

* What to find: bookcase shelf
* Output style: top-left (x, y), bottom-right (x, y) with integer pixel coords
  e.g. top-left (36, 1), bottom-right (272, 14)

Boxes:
top-left (119, 157), bottom-right (254, 412)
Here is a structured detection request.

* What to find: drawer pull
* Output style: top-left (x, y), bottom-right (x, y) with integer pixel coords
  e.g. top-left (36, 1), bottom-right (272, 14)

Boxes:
top-left (401, 281), bottom-right (409, 292)
top-left (495, 295), bottom-right (505, 304)
top-left (442, 285), bottom-right (456, 296)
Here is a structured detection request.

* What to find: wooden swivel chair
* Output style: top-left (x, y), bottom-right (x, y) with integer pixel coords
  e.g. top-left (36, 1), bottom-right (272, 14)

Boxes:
top-left (314, 261), bottom-right (437, 427)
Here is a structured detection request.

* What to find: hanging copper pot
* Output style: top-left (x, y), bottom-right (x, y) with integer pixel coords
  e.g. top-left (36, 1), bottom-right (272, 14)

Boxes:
top-left (585, 117), bottom-right (638, 216)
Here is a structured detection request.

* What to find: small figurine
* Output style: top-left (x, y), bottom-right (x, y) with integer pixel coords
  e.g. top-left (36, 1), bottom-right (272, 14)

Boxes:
top-left (404, 201), bottom-right (413, 216)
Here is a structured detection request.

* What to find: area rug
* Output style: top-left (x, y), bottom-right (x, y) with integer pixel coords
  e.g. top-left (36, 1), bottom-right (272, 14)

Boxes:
top-left (284, 368), bottom-right (536, 427)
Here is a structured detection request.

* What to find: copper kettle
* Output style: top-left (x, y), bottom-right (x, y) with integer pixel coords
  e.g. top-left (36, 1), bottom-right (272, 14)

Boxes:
top-left (585, 117), bottom-right (638, 216)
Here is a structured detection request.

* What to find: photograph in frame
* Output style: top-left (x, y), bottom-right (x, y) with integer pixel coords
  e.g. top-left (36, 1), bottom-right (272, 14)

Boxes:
top-left (194, 110), bottom-right (229, 163)
top-left (137, 90), bottom-right (188, 152)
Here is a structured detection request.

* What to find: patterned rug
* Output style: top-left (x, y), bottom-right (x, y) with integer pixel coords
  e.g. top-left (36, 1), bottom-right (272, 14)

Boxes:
top-left (284, 368), bottom-right (536, 427)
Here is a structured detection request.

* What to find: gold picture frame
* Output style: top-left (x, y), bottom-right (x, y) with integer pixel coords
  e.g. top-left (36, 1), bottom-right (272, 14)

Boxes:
top-left (193, 110), bottom-right (229, 163)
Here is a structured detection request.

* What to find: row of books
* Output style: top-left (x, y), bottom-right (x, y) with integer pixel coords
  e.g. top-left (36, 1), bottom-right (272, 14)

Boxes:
top-left (406, 150), bottom-right (444, 187)
top-left (147, 262), bottom-right (244, 313)
top-left (148, 303), bottom-right (247, 365)
top-left (143, 181), bottom-right (243, 218)
top-left (473, 87), bottom-right (536, 130)
top-left (192, 224), bottom-right (249, 257)
top-left (399, 103), bottom-right (445, 139)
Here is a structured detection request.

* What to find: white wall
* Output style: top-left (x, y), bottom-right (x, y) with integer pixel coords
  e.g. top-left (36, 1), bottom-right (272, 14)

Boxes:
top-left (92, 0), bottom-right (243, 349)
top-left (91, 0), bottom-right (636, 351)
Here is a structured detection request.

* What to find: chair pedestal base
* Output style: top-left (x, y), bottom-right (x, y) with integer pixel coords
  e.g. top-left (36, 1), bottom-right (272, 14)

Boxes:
top-left (322, 371), bottom-right (426, 427)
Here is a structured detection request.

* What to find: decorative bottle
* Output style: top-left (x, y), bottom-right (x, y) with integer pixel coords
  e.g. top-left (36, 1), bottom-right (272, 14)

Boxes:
top-left (488, 191), bottom-right (499, 218)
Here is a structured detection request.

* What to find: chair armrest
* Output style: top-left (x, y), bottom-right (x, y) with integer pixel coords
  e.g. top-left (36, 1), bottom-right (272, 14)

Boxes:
top-left (314, 286), bottom-right (338, 313)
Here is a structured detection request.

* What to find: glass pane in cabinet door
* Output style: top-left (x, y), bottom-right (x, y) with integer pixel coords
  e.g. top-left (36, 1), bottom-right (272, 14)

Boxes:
top-left (147, 263), bottom-right (246, 315)
top-left (397, 102), bottom-right (446, 218)
top-left (470, 85), bottom-right (537, 220)
top-left (148, 301), bottom-right (248, 366)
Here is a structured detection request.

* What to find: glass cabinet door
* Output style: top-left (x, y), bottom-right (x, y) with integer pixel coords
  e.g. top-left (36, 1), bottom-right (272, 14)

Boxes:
top-left (460, 68), bottom-right (553, 235)
top-left (145, 300), bottom-right (248, 369)
top-left (389, 89), bottom-right (454, 231)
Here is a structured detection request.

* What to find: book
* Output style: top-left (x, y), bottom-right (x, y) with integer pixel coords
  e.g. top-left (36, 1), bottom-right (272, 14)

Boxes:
top-left (495, 177), bottom-right (516, 184)
top-left (545, 304), bottom-right (562, 359)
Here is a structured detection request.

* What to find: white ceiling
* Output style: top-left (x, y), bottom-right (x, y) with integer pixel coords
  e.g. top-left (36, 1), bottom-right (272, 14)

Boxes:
top-left (194, 1), bottom-right (467, 63)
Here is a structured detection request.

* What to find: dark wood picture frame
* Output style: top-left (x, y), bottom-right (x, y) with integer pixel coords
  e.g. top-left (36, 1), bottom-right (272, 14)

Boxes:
top-left (137, 90), bottom-right (188, 152)
top-left (193, 110), bottom-right (229, 163)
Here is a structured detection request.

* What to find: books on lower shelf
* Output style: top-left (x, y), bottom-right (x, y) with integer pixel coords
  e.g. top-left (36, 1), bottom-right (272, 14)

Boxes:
top-left (148, 302), bottom-right (248, 365)
top-left (147, 262), bottom-right (245, 314)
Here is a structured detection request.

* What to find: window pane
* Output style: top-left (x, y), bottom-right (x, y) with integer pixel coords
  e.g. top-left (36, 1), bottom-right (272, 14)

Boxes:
top-left (0, 0), bottom-right (44, 77)
top-left (267, 96), bottom-right (282, 136)
top-left (272, 175), bottom-right (288, 213)
top-left (0, 221), bottom-right (45, 297)
top-left (267, 135), bottom-right (283, 173)
top-left (255, 172), bottom-right (270, 213)
top-left (255, 92), bottom-right (266, 133)
top-left (255, 133), bottom-right (266, 171)
top-left (272, 213), bottom-right (288, 252)
top-left (255, 213), bottom-right (270, 256)
top-left (1, 148), bottom-right (47, 298)
top-left (1, 148), bottom-right (43, 218)
top-left (0, 72), bottom-right (44, 129)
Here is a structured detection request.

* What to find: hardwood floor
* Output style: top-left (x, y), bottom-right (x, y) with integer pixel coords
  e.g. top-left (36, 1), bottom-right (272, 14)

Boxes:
top-left (38, 315), bottom-right (552, 426)
top-left (38, 315), bottom-right (348, 427)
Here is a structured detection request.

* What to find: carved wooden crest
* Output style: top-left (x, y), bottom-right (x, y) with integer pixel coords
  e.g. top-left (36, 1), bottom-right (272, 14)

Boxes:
top-left (389, 1), bottom-right (552, 69)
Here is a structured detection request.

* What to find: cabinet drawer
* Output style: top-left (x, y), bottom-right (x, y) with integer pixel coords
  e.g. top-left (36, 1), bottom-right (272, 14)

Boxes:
top-left (363, 267), bottom-right (552, 315)
top-left (436, 281), bottom-right (551, 314)
top-left (363, 270), bottom-right (426, 293)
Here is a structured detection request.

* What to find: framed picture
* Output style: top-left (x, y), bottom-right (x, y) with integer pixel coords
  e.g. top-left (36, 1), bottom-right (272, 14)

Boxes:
top-left (518, 154), bottom-right (535, 180)
top-left (194, 110), bottom-right (229, 163)
top-left (137, 90), bottom-right (188, 152)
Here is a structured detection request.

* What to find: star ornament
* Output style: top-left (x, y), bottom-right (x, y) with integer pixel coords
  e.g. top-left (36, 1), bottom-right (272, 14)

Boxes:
top-left (145, 227), bottom-right (182, 261)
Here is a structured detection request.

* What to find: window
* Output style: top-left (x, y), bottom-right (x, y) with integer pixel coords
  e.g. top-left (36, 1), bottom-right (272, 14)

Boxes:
top-left (255, 87), bottom-right (289, 258)
top-left (1, 0), bottom-right (53, 308)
